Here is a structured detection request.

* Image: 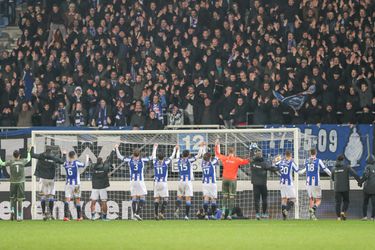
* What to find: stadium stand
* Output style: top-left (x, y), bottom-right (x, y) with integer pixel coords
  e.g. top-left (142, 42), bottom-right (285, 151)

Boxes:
top-left (0, 0), bottom-right (374, 128)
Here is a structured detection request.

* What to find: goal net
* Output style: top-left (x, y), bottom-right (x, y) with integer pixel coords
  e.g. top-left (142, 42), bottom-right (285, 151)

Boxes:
top-left (31, 128), bottom-right (315, 220)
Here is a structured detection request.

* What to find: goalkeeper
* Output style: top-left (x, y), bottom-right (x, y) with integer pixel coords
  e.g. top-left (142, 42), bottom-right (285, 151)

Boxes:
top-left (0, 148), bottom-right (31, 221)
top-left (247, 143), bottom-right (278, 220)
top-left (215, 139), bottom-right (249, 220)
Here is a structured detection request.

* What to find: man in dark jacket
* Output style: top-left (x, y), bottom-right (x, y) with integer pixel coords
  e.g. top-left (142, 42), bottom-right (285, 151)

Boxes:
top-left (144, 111), bottom-right (163, 130)
top-left (31, 146), bottom-right (64, 220)
top-left (360, 155), bottom-right (375, 220)
top-left (247, 143), bottom-right (277, 220)
top-left (331, 155), bottom-right (360, 220)
top-left (89, 151), bottom-right (114, 220)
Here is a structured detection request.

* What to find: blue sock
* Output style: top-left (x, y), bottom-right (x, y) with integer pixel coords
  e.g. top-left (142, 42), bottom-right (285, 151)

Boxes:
top-left (41, 198), bottom-right (46, 214)
top-left (131, 199), bottom-right (138, 214)
top-left (137, 199), bottom-right (145, 214)
top-left (203, 201), bottom-right (209, 214)
top-left (76, 205), bottom-right (81, 218)
top-left (176, 199), bottom-right (182, 209)
top-left (154, 202), bottom-right (159, 215)
top-left (186, 201), bottom-right (191, 217)
top-left (211, 202), bottom-right (217, 214)
top-left (48, 198), bottom-right (54, 215)
top-left (64, 202), bottom-right (69, 218)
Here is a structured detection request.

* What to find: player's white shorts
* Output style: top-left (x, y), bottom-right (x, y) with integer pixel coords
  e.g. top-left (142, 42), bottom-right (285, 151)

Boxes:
top-left (90, 189), bottom-right (108, 201)
top-left (154, 182), bottom-right (169, 198)
top-left (307, 185), bottom-right (322, 199)
top-left (130, 181), bottom-right (147, 196)
top-left (39, 178), bottom-right (55, 196)
top-left (65, 184), bottom-right (81, 199)
top-left (202, 183), bottom-right (217, 199)
top-left (280, 185), bottom-right (296, 199)
top-left (177, 181), bottom-right (193, 197)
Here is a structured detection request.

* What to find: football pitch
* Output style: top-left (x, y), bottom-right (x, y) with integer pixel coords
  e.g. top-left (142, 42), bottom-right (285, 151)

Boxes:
top-left (0, 220), bottom-right (374, 250)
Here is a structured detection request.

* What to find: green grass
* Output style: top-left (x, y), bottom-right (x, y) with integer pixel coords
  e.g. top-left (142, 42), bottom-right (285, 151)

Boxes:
top-left (0, 220), bottom-right (374, 250)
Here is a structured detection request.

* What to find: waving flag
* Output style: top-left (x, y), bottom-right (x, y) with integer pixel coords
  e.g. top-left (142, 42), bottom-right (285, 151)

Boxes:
top-left (273, 85), bottom-right (316, 111)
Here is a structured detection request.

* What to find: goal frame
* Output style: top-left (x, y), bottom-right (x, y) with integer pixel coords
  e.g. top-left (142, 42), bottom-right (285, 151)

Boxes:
top-left (31, 128), bottom-right (300, 219)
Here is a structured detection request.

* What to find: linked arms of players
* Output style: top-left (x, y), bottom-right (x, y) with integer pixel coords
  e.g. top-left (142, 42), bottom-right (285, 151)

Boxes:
top-left (30, 146), bottom-right (65, 164)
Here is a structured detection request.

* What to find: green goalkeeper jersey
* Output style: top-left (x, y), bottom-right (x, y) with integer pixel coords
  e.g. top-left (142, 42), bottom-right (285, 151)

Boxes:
top-left (0, 153), bottom-right (31, 183)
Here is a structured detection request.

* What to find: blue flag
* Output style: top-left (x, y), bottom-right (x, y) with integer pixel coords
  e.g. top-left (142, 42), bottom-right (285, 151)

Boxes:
top-left (273, 85), bottom-right (316, 111)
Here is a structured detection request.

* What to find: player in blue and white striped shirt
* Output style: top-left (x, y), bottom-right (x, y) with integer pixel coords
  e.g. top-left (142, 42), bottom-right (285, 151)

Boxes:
top-left (63, 151), bottom-right (89, 221)
top-left (174, 145), bottom-right (202, 220)
top-left (299, 149), bottom-right (331, 220)
top-left (115, 144), bottom-right (151, 221)
top-left (274, 150), bottom-right (299, 220)
top-left (151, 144), bottom-right (177, 220)
top-left (200, 143), bottom-right (219, 220)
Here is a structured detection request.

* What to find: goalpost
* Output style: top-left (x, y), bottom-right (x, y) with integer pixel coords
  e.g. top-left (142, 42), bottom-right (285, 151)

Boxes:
top-left (31, 128), bottom-right (314, 220)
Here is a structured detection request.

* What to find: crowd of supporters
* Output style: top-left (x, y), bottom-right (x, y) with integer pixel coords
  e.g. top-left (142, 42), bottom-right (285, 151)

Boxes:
top-left (0, 0), bottom-right (374, 128)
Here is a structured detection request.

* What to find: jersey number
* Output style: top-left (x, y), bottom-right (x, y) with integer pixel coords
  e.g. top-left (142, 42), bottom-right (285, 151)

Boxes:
top-left (280, 166), bottom-right (289, 175)
top-left (203, 168), bottom-right (210, 175)
top-left (67, 168), bottom-right (73, 176)
top-left (156, 167), bottom-right (163, 175)
top-left (308, 164), bottom-right (315, 172)
top-left (180, 165), bottom-right (188, 171)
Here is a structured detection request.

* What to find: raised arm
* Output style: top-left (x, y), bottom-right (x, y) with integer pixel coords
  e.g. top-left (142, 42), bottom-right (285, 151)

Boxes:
top-left (114, 144), bottom-right (125, 161)
top-left (104, 150), bottom-right (115, 164)
top-left (25, 149), bottom-right (31, 163)
top-left (169, 145), bottom-right (177, 160)
top-left (175, 145), bottom-right (181, 160)
top-left (151, 144), bottom-right (158, 160)
top-left (319, 159), bottom-right (331, 176)
top-left (214, 140), bottom-right (224, 160)
top-left (77, 155), bottom-right (90, 173)
top-left (196, 142), bottom-right (207, 159)
top-left (30, 146), bottom-right (43, 160)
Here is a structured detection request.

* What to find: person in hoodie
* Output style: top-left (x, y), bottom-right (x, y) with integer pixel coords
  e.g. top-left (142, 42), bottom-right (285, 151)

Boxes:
top-left (89, 151), bottom-right (115, 220)
top-left (359, 155), bottom-right (375, 221)
top-left (247, 143), bottom-right (278, 220)
top-left (331, 155), bottom-right (361, 220)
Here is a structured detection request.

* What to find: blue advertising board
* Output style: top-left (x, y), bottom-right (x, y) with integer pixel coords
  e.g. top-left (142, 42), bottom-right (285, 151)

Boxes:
top-left (267, 125), bottom-right (373, 175)
top-left (177, 133), bottom-right (208, 153)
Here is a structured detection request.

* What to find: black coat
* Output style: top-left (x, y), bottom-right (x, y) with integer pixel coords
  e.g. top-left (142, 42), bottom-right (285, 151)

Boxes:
top-left (144, 118), bottom-right (163, 130)
top-left (31, 148), bottom-right (64, 179)
top-left (248, 157), bottom-right (277, 186)
top-left (331, 160), bottom-right (360, 192)
top-left (321, 110), bottom-right (338, 124)
top-left (269, 106), bottom-right (284, 124)
top-left (361, 158), bottom-right (375, 194)
top-left (341, 109), bottom-right (357, 124)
